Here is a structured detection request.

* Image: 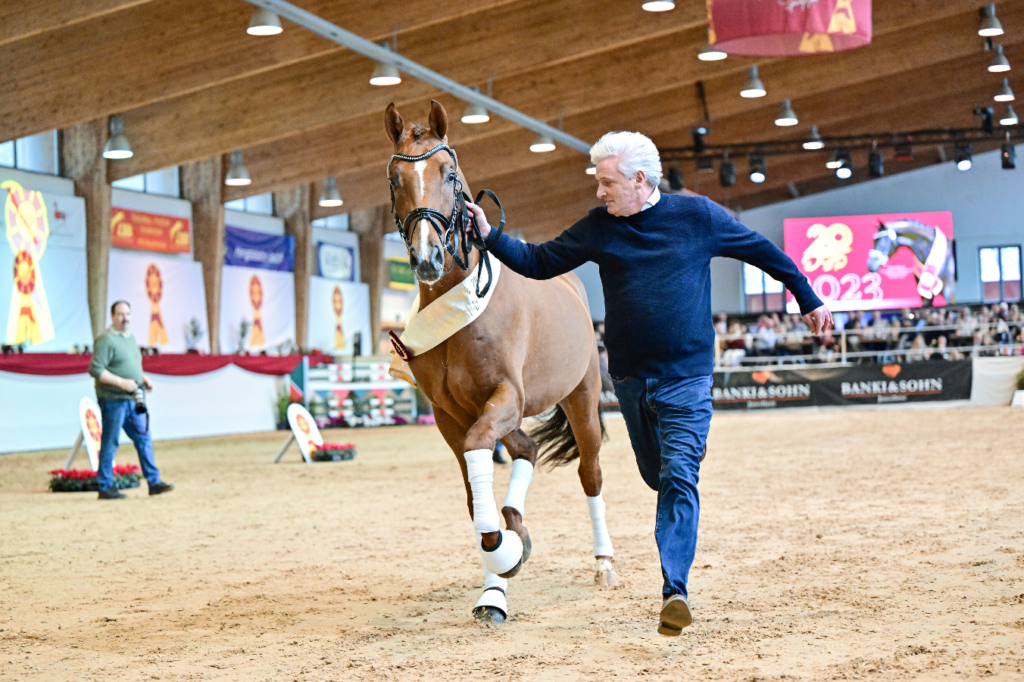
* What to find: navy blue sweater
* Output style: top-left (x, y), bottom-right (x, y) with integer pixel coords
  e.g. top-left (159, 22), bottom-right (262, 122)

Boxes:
top-left (486, 193), bottom-right (823, 379)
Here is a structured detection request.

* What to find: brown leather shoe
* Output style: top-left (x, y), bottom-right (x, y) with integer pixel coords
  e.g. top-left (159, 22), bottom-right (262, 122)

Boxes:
top-left (658, 594), bottom-right (692, 636)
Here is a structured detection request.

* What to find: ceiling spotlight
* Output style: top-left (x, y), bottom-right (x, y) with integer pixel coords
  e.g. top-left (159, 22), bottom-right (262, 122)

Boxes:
top-left (666, 167), bottom-right (684, 191)
top-left (224, 150), bottom-right (252, 186)
top-left (975, 106), bottom-right (996, 134)
top-left (461, 85), bottom-right (490, 124)
top-left (826, 149), bottom-right (842, 169)
top-left (370, 42), bottom-right (402, 86)
top-left (1002, 139), bottom-right (1017, 170)
top-left (699, 28), bottom-right (727, 61)
top-left (247, 8), bottom-right (283, 36)
top-left (102, 115), bottom-right (133, 159)
top-left (979, 4), bottom-right (1004, 37)
top-left (775, 99), bottom-right (798, 126)
top-left (955, 145), bottom-right (973, 171)
top-left (642, 1), bottom-right (675, 11)
top-left (586, 165), bottom-right (597, 175)
top-left (749, 154), bottom-right (766, 183)
top-left (720, 154), bottom-right (736, 187)
top-left (989, 44), bottom-right (1011, 73)
top-left (530, 134), bottom-right (556, 153)
top-left (836, 150), bottom-right (853, 179)
top-left (318, 176), bottom-right (343, 208)
top-left (803, 125), bottom-right (824, 150)
top-left (740, 66), bottom-right (766, 98)
top-left (692, 126), bottom-right (709, 154)
top-left (995, 78), bottom-right (1015, 102)
top-left (1001, 105), bottom-right (1019, 126)
top-left (869, 146), bottom-right (884, 178)
top-left (696, 155), bottom-right (715, 173)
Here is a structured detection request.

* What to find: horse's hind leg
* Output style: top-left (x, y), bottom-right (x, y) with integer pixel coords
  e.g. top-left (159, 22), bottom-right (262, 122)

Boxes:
top-left (560, 353), bottom-right (619, 587)
top-left (464, 382), bottom-right (529, 578)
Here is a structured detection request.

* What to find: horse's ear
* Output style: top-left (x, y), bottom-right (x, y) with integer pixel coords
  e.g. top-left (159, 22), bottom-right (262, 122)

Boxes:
top-left (384, 103), bottom-right (405, 146)
top-left (428, 99), bottom-right (448, 142)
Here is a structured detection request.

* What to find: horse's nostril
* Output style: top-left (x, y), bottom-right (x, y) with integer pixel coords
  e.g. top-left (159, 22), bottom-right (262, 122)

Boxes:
top-left (431, 244), bottom-right (444, 266)
top-left (409, 251), bottom-right (420, 267)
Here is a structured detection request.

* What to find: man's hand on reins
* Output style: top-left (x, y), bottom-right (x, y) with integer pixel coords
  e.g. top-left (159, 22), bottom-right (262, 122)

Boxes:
top-left (465, 202), bottom-right (491, 241)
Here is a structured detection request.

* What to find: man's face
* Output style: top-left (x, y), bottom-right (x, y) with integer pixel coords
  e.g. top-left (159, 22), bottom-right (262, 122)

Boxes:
top-left (112, 304), bottom-right (131, 332)
top-left (595, 156), bottom-right (648, 217)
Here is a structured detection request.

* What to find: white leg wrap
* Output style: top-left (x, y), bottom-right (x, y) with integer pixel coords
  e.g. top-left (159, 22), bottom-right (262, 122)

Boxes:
top-left (474, 586), bottom-right (508, 617)
top-left (471, 526), bottom-right (509, 592)
top-left (501, 459), bottom-right (534, 516)
top-left (587, 494), bottom-right (614, 558)
top-left (465, 448), bottom-right (499, 534)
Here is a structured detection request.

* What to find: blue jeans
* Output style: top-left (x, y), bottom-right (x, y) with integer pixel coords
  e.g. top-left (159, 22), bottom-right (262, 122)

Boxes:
top-left (612, 375), bottom-right (713, 599)
top-left (97, 398), bottom-right (161, 489)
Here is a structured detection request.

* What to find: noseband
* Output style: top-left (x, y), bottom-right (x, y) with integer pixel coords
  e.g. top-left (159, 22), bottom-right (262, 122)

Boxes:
top-left (388, 143), bottom-right (504, 297)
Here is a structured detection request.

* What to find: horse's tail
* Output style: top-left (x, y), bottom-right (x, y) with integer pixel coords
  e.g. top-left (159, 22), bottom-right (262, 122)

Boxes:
top-left (532, 403), bottom-right (607, 468)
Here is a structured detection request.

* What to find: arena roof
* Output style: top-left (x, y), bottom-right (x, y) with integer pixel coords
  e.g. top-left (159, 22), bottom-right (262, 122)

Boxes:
top-left (1, 1), bottom-right (1020, 239)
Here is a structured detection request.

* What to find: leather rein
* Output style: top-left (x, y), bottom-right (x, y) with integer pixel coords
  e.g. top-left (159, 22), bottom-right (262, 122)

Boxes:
top-left (388, 143), bottom-right (504, 297)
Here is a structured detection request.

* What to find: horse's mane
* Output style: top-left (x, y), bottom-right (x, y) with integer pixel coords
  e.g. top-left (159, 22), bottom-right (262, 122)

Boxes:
top-left (880, 219), bottom-right (934, 239)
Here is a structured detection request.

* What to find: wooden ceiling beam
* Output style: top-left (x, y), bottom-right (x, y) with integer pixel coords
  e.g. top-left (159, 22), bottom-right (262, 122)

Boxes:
top-left (0, 0), bottom-right (157, 47)
top-left (109, 0), bottom-right (711, 180)
top-left (217, 0), bottom-right (1020, 204)
top-left (0, 0), bottom-right (523, 143)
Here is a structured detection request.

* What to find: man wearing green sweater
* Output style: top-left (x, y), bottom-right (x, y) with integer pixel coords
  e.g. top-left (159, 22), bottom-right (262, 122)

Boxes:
top-left (88, 301), bottom-right (174, 499)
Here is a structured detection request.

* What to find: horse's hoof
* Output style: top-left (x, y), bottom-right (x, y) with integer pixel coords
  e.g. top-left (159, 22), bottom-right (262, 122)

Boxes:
top-left (595, 558), bottom-right (618, 587)
top-left (473, 605), bottom-right (506, 624)
top-left (521, 533), bottom-right (532, 564)
top-left (473, 587), bottom-right (507, 624)
top-left (481, 530), bottom-right (524, 578)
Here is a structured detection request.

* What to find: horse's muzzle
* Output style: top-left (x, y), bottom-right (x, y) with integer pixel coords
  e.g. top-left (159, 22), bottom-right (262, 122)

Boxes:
top-left (410, 243), bottom-right (445, 283)
top-left (866, 249), bottom-right (888, 272)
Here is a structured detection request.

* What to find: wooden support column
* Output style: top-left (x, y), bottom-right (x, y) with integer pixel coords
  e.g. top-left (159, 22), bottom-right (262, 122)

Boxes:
top-left (275, 184), bottom-right (312, 352)
top-left (351, 206), bottom-right (387, 356)
top-left (61, 119), bottom-right (111, 339)
top-left (180, 158), bottom-right (225, 354)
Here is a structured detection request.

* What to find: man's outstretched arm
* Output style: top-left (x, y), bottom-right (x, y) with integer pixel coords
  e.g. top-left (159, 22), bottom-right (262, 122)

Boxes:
top-left (466, 201), bottom-right (592, 280)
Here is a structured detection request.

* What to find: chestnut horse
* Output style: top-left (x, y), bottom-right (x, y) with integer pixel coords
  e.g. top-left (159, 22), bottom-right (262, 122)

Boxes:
top-left (384, 100), bottom-right (616, 623)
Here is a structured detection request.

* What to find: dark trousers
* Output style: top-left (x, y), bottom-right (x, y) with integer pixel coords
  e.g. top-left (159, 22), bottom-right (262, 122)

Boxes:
top-left (97, 398), bottom-right (161, 489)
top-left (612, 375), bottom-right (713, 598)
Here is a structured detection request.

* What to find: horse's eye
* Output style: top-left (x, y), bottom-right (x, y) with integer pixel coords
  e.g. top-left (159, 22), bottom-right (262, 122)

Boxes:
top-left (447, 172), bottom-right (456, 183)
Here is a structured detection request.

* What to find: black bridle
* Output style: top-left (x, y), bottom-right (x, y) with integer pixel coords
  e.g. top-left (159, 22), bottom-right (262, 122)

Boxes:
top-left (388, 143), bottom-right (504, 297)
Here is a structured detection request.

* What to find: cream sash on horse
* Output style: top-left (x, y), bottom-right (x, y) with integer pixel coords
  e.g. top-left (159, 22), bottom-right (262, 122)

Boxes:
top-left (917, 228), bottom-right (949, 299)
top-left (388, 258), bottom-right (501, 387)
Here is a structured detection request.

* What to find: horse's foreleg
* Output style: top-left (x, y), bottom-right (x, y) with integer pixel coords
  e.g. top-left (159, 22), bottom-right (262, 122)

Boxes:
top-left (561, 358), bottom-right (619, 587)
top-left (497, 428), bottom-right (538, 564)
top-left (464, 382), bottom-right (528, 579)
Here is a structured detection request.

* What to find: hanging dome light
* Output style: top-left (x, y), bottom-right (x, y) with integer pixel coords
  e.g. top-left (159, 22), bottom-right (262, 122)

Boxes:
top-left (826, 149), bottom-right (843, 169)
top-left (1001, 105), bottom-right (1019, 126)
top-left (995, 78), bottom-right (1015, 102)
top-left (989, 44), bottom-right (1011, 73)
top-left (748, 154), bottom-right (766, 183)
top-left (247, 8), bottom-right (283, 36)
top-left (370, 42), bottom-right (402, 86)
top-left (979, 4), bottom-right (1004, 37)
top-left (803, 125), bottom-right (824, 150)
top-left (530, 134), bottom-right (556, 153)
top-left (698, 28), bottom-right (727, 61)
top-left (775, 99), bottom-right (798, 126)
top-left (224, 151), bottom-right (252, 186)
top-left (740, 66), bottom-right (766, 98)
top-left (102, 115), bottom-right (133, 160)
top-left (318, 176), bottom-right (343, 208)
top-left (955, 145), bottom-right (973, 172)
top-left (461, 86), bottom-right (490, 124)
top-left (835, 151), bottom-right (853, 179)
top-left (642, 1), bottom-right (675, 11)
top-left (585, 165), bottom-right (597, 175)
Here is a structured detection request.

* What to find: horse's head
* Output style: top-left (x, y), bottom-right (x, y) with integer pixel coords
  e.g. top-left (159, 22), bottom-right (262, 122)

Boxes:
top-left (384, 100), bottom-right (464, 285)
top-left (867, 222), bottom-right (898, 272)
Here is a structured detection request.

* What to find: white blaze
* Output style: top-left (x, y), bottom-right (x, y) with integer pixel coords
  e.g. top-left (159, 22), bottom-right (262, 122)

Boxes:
top-left (413, 160), bottom-right (430, 263)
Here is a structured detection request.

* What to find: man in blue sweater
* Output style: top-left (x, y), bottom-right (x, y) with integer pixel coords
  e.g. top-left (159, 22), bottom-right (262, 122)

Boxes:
top-left (467, 131), bottom-right (832, 636)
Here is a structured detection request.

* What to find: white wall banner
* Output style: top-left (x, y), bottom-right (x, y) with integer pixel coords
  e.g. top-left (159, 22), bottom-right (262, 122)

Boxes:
top-left (0, 180), bottom-right (93, 351)
top-left (317, 242), bottom-right (356, 281)
top-left (220, 265), bottom-right (295, 353)
top-left (308, 277), bottom-right (371, 355)
top-left (107, 250), bottom-right (210, 353)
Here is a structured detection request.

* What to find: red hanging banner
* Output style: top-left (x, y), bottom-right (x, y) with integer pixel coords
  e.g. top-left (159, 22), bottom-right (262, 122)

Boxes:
top-left (709, 0), bottom-right (871, 56)
top-left (111, 208), bottom-right (191, 254)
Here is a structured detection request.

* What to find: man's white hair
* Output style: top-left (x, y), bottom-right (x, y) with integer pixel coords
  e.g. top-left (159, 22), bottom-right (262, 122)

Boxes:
top-left (590, 131), bottom-right (662, 188)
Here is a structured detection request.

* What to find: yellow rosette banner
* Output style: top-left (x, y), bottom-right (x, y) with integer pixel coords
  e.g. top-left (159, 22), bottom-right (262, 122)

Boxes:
top-left (4, 180), bottom-right (55, 346)
top-left (145, 263), bottom-right (170, 346)
top-left (332, 285), bottom-right (346, 350)
top-left (249, 274), bottom-right (265, 349)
